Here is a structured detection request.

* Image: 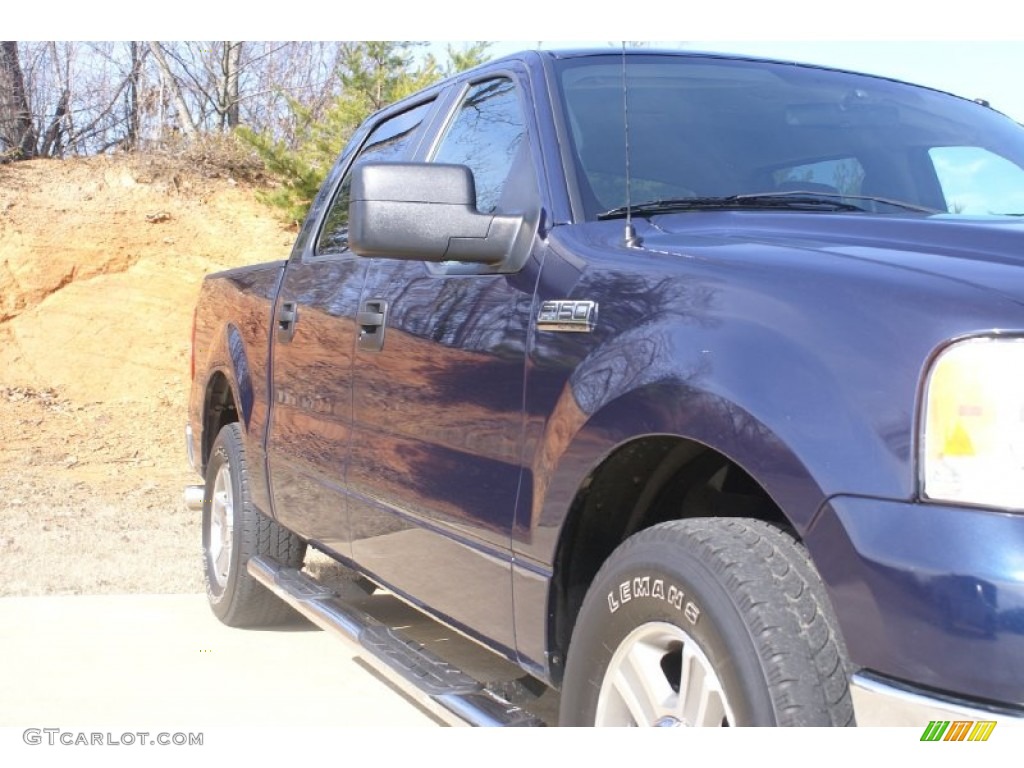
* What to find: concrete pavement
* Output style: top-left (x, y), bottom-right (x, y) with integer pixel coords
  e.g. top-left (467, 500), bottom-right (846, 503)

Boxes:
top-left (1, 594), bottom-right (441, 727)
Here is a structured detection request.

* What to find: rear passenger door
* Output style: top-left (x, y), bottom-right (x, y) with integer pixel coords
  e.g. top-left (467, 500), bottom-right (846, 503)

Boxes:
top-left (347, 72), bottom-right (543, 654)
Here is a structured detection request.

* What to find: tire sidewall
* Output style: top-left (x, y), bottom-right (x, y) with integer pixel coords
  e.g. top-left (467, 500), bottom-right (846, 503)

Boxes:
top-left (560, 537), bottom-right (776, 726)
top-left (201, 426), bottom-right (245, 618)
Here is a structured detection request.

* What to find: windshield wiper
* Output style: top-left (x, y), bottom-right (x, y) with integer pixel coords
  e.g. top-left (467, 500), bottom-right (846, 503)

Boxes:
top-left (742, 190), bottom-right (941, 214)
top-left (598, 191), bottom-right (939, 220)
top-left (598, 194), bottom-right (864, 219)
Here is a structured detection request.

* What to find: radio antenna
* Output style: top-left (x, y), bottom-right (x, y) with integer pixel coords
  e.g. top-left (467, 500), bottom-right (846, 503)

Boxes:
top-left (621, 42), bottom-right (641, 248)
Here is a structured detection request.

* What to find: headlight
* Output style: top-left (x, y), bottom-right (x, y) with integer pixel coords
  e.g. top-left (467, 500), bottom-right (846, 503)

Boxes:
top-left (922, 336), bottom-right (1024, 510)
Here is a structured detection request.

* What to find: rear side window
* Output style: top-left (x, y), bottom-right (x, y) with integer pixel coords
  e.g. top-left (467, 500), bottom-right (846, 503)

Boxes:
top-left (316, 100), bottom-right (434, 256)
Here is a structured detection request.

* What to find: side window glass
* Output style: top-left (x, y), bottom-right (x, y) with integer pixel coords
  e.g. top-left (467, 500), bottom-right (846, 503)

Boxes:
top-left (930, 146), bottom-right (1024, 215)
top-left (433, 78), bottom-right (526, 213)
top-left (316, 100), bottom-right (434, 256)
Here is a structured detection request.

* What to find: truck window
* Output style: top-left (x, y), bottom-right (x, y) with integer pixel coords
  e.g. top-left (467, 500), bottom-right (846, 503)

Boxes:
top-left (772, 157), bottom-right (865, 196)
top-left (555, 55), bottom-right (1024, 220)
top-left (930, 146), bottom-right (1024, 215)
top-left (432, 78), bottom-right (527, 214)
top-left (316, 99), bottom-right (435, 256)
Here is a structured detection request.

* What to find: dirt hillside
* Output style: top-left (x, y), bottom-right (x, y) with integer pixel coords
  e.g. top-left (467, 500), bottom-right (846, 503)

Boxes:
top-left (0, 155), bottom-right (295, 595)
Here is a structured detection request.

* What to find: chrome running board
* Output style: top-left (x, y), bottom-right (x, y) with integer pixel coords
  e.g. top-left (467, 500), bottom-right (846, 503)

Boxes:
top-left (247, 555), bottom-right (544, 727)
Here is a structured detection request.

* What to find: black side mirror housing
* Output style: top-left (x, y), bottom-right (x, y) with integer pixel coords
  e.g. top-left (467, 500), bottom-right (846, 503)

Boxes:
top-left (348, 163), bottom-right (524, 266)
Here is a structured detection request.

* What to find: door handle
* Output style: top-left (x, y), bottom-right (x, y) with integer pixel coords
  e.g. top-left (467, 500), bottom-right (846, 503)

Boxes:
top-left (358, 299), bottom-right (389, 352)
top-left (277, 301), bottom-right (298, 343)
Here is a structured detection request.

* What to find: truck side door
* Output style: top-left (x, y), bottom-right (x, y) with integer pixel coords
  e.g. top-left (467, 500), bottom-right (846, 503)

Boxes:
top-left (265, 98), bottom-right (439, 556)
top-left (347, 72), bottom-right (543, 655)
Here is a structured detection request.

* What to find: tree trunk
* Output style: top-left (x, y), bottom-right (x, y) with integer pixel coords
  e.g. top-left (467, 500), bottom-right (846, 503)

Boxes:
top-left (148, 41), bottom-right (197, 137)
top-left (39, 88), bottom-right (69, 157)
top-left (0, 41), bottom-right (37, 158)
top-left (223, 41), bottom-right (241, 128)
top-left (125, 41), bottom-right (142, 149)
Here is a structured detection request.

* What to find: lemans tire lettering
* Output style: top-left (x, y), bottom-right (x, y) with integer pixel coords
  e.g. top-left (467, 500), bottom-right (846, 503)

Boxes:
top-left (606, 575), bottom-right (701, 625)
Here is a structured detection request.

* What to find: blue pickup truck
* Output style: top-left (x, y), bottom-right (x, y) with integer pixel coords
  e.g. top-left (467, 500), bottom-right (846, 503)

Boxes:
top-left (184, 49), bottom-right (1024, 727)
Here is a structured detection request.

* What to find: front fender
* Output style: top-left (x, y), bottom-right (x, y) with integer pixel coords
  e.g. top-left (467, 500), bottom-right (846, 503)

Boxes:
top-left (520, 309), bottom-right (911, 558)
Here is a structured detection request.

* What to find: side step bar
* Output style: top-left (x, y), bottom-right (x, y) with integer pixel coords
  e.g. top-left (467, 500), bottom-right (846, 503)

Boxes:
top-left (247, 555), bottom-right (544, 727)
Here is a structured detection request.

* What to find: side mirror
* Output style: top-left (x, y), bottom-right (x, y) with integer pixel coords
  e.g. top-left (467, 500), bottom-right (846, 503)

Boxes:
top-left (348, 162), bottom-right (524, 265)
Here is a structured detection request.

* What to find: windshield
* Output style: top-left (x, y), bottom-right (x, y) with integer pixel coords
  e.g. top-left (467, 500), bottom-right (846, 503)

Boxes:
top-left (555, 54), bottom-right (1024, 220)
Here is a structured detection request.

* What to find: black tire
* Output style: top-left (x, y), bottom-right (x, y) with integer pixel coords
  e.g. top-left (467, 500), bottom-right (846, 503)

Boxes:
top-left (202, 422), bottom-right (306, 627)
top-left (559, 518), bottom-right (854, 727)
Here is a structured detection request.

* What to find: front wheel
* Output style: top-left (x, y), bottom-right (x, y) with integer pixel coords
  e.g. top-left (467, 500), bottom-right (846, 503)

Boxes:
top-left (559, 518), bottom-right (854, 727)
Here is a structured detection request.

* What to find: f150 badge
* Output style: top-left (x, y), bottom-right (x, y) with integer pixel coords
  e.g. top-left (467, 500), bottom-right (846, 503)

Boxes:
top-left (536, 300), bottom-right (598, 333)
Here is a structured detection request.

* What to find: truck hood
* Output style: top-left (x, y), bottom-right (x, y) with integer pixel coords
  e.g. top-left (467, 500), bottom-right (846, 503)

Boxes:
top-left (643, 211), bottom-right (1024, 303)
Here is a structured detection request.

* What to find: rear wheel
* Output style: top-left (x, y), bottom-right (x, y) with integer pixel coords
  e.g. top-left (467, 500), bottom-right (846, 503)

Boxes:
top-left (559, 518), bottom-right (854, 727)
top-left (202, 423), bottom-right (306, 627)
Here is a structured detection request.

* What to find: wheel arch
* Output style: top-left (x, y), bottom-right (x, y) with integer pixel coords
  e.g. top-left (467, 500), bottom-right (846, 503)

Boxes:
top-left (536, 381), bottom-right (832, 684)
top-left (201, 369), bottom-right (240, 469)
top-left (198, 322), bottom-right (256, 469)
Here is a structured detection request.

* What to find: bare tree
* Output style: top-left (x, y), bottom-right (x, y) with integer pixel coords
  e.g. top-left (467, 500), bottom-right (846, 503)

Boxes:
top-left (237, 42), bottom-right (346, 146)
top-left (0, 41), bottom-right (490, 160)
top-left (222, 41), bottom-right (241, 128)
top-left (0, 41), bottom-right (37, 158)
top-left (148, 41), bottom-right (197, 136)
top-left (124, 41), bottom-right (144, 149)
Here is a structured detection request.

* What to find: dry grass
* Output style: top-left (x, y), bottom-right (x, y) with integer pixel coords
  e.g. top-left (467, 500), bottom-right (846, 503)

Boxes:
top-left (131, 132), bottom-right (269, 185)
